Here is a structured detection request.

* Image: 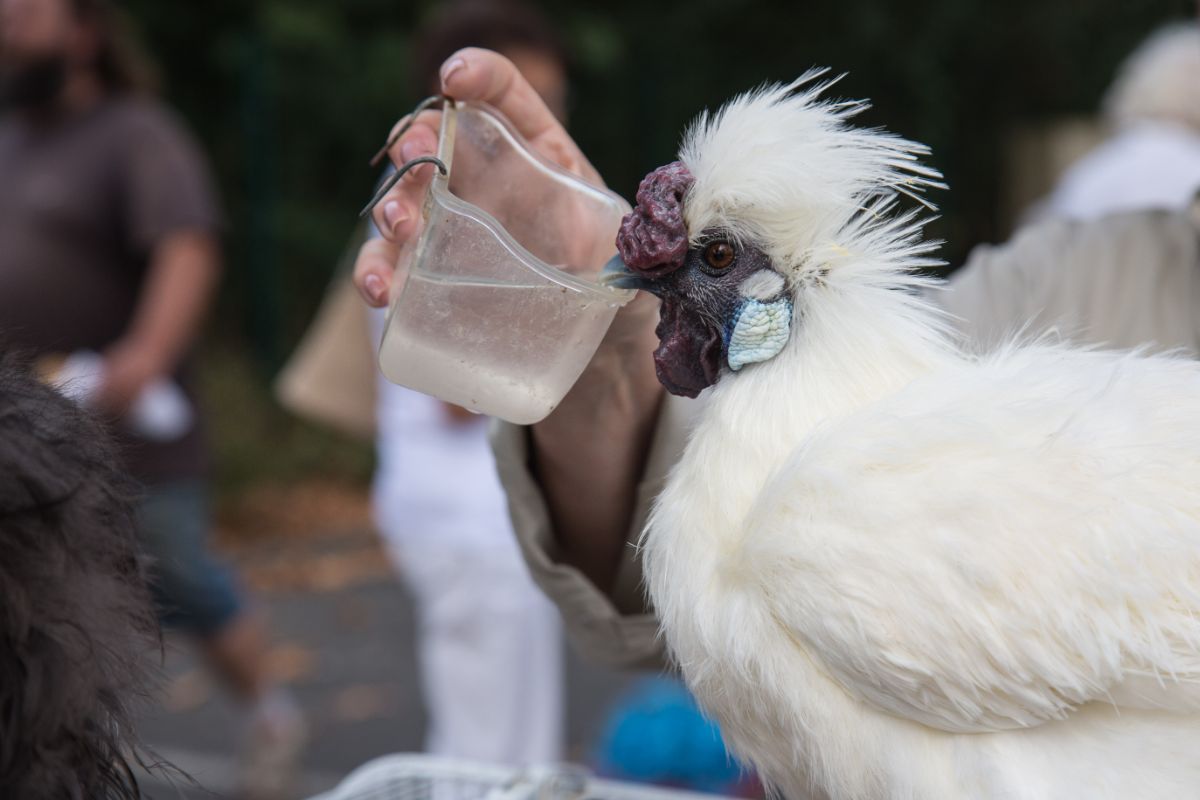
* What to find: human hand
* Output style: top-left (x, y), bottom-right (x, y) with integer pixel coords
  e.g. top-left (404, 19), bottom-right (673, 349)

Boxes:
top-left (355, 50), bottom-right (664, 594)
top-left (353, 47), bottom-right (602, 309)
top-left (352, 45), bottom-right (662, 410)
top-left (95, 340), bottom-right (166, 417)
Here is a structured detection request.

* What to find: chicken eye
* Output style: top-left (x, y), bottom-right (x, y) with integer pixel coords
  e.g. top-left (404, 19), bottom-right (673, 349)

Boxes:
top-left (704, 241), bottom-right (736, 271)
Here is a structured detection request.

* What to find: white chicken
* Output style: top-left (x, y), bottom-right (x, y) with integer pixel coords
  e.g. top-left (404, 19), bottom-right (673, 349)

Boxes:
top-left (602, 72), bottom-right (1200, 800)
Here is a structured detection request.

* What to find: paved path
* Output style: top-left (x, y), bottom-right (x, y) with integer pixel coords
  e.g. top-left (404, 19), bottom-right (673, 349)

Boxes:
top-left (134, 520), bottom-right (641, 799)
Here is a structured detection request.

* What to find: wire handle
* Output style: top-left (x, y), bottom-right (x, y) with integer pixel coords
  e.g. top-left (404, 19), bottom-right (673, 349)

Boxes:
top-left (358, 156), bottom-right (448, 218)
top-left (360, 94), bottom-right (455, 219)
top-left (368, 95), bottom-right (447, 168)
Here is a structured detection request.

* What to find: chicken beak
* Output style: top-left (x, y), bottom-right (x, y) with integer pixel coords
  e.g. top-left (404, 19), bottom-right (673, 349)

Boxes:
top-left (600, 254), bottom-right (657, 292)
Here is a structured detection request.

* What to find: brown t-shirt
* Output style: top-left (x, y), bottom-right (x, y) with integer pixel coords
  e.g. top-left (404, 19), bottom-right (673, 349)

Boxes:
top-left (0, 95), bottom-right (221, 484)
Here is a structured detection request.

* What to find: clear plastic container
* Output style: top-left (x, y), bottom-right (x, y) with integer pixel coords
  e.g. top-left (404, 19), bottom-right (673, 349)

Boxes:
top-left (378, 100), bottom-right (633, 425)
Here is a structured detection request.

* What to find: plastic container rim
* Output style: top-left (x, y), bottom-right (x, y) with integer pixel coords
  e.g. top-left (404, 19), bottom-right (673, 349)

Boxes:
top-left (426, 99), bottom-right (634, 305)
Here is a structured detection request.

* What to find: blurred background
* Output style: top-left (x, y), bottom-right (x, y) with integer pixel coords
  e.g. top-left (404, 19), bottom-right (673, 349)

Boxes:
top-left (3, 0), bottom-right (1196, 797)
top-left (111, 0), bottom-right (1192, 497)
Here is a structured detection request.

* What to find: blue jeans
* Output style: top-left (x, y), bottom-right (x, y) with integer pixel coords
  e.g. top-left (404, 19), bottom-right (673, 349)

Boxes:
top-left (137, 480), bottom-right (243, 637)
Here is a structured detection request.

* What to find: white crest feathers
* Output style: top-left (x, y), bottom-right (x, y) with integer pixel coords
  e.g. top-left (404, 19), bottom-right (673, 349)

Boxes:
top-left (679, 70), bottom-right (946, 285)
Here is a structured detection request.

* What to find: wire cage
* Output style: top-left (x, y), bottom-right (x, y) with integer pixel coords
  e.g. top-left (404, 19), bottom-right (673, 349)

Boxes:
top-left (310, 754), bottom-right (729, 800)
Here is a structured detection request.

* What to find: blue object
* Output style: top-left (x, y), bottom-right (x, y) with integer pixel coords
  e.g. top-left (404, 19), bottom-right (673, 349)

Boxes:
top-left (594, 676), bottom-right (746, 794)
top-left (138, 479), bottom-right (243, 636)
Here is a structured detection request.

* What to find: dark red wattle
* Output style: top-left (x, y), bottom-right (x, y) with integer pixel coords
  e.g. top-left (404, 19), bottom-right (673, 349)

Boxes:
top-left (616, 161), bottom-right (694, 278)
top-left (653, 296), bottom-right (724, 398)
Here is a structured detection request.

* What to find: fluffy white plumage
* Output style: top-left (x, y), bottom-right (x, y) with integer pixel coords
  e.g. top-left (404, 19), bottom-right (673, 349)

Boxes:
top-left (641, 75), bottom-right (1200, 799)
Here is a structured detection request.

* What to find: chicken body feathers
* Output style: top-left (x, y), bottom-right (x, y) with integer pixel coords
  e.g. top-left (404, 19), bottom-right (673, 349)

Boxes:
top-left (742, 343), bottom-right (1200, 734)
top-left (646, 336), bottom-right (1200, 800)
top-left (640, 76), bottom-right (1200, 800)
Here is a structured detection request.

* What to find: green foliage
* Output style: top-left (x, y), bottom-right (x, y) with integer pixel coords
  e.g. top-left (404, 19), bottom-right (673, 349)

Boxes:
top-left (556, 0), bottom-right (1193, 269)
top-left (121, 0), bottom-right (1193, 365)
top-left (197, 345), bottom-right (375, 497)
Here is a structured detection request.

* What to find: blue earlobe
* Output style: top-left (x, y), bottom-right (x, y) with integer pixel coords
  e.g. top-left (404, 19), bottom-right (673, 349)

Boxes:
top-left (726, 297), bottom-right (794, 371)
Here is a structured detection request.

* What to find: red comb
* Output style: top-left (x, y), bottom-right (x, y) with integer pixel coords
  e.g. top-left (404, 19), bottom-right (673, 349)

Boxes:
top-left (616, 161), bottom-right (694, 277)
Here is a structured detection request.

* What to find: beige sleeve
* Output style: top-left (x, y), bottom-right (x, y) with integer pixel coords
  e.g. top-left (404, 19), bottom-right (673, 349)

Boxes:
top-left (938, 209), bottom-right (1200, 354)
top-left (489, 395), bottom-right (697, 670)
top-left (489, 424), bottom-right (661, 669)
top-left (935, 218), bottom-right (1080, 349)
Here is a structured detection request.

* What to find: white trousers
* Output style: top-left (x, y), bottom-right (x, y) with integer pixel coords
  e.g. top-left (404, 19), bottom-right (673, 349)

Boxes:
top-left (388, 539), bottom-right (565, 765)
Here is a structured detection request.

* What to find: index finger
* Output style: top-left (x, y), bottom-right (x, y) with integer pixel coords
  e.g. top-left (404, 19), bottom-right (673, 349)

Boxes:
top-left (366, 112), bottom-right (439, 241)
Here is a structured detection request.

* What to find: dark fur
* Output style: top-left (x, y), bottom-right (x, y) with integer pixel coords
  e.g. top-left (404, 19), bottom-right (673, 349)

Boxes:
top-left (0, 353), bottom-right (159, 799)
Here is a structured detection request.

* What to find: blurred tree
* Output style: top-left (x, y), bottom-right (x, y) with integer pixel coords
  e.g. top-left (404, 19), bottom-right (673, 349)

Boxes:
top-left (118, 0), bottom-right (1193, 371)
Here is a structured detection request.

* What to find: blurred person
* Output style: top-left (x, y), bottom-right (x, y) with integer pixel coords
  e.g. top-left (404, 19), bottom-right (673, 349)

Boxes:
top-left (368, 0), bottom-right (566, 764)
top-left (354, 50), bottom-right (1200, 672)
top-left (0, 353), bottom-right (160, 800)
top-left (0, 0), bottom-right (304, 793)
top-left (1038, 21), bottom-right (1200, 220)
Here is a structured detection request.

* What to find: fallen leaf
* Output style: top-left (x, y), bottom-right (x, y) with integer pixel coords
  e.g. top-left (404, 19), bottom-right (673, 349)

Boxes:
top-left (331, 684), bottom-right (397, 722)
top-left (265, 642), bottom-right (317, 683)
top-left (240, 546), bottom-right (393, 593)
top-left (163, 668), bottom-right (211, 713)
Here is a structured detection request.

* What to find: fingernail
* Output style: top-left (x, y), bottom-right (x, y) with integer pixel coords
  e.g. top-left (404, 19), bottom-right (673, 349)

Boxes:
top-left (383, 200), bottom-right (408, 234)
top-left (400, 140), bottom-right (423, 162)
top-left (365, 274), bottom-right (387, 306)
top-left (440, 57), bottom-right (466, 89)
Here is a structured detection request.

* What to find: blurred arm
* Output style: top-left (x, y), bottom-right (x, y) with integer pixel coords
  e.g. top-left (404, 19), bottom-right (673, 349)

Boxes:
top-left (491, 377), bottom-right (700, 669)
top-left (528, 291), bottom-right (663, 591)
top-left (98, 231), bottom-right (220, 415)
top-left (125, 232), bottom-right (220, 367)
top-left (354, 49), bottom-right (669, 655)
top-left (98, 105), bottom-right (223, 415)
